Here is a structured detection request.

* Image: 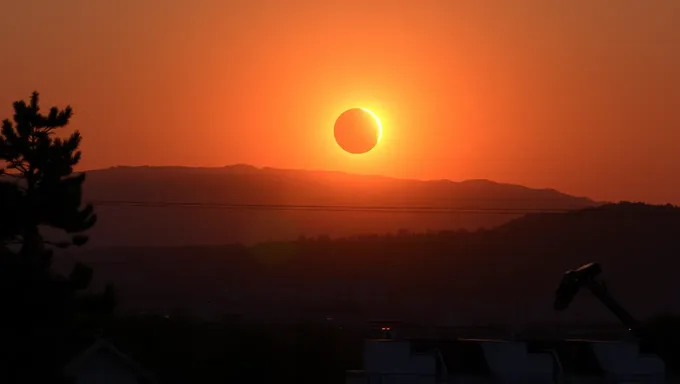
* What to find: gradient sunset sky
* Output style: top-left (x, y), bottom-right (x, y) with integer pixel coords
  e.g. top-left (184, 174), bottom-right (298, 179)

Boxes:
top-left (1, 1), bottom-right (679, 204)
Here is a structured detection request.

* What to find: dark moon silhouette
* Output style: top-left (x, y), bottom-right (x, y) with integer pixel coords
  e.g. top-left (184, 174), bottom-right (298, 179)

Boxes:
top-left (334, 108), bottom-right (381, 154)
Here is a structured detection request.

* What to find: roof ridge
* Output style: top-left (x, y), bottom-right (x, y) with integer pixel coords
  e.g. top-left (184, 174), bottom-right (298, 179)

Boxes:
top-left (62, 337), bottom-right (156, 382)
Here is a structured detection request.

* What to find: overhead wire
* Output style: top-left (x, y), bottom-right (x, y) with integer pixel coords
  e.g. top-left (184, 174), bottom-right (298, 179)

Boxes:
top-left (90, 200), bottom-right (580, 214)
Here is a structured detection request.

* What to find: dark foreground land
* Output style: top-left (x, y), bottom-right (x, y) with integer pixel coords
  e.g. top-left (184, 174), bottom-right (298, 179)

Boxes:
top-left (47, 202), bottom-right (680, 382)
top-left (104, 315), bottom-right (680, 384)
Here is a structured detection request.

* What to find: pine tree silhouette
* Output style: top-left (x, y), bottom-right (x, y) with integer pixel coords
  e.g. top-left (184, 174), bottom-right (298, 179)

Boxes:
top-left (0, 91), bottom-right (96, 253)
top-left (0, 92), bottom-right (115, 383)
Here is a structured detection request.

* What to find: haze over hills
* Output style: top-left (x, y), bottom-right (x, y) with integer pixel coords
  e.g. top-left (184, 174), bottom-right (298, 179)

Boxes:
top-left (77, 165), bottom-right (598, 247)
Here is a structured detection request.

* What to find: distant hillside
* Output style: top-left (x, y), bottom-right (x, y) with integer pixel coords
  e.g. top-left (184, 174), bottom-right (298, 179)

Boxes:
top-left (75, 165), bottom-right (597, 247)
top-left (62, 202), bottom-right (680, 326)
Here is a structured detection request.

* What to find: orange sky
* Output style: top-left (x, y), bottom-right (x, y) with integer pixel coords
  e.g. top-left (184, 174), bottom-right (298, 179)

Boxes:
top-left (1, 1), bottom-right (679, 204)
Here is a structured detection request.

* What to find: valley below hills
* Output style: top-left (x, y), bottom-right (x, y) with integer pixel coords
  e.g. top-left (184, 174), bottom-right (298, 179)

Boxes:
top-left (60, 202), bottom-right (680, 325)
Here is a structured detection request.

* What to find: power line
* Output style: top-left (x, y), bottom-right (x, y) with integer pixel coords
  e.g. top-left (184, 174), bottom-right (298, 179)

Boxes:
top-left (90, 200), bottom-right (578, 214)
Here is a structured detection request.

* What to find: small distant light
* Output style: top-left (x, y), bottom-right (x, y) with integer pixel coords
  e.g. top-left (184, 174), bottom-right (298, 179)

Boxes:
top-left (385, 327), bottom-right (391, 331)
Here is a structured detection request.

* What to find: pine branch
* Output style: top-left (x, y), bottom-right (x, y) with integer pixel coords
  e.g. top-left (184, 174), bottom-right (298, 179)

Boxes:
top-left (2, 172), bottom-right (23, 179)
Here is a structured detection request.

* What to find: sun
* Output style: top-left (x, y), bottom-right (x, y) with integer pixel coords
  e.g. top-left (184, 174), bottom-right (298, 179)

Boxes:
top-left (333, 108), bottom-right (383, 154)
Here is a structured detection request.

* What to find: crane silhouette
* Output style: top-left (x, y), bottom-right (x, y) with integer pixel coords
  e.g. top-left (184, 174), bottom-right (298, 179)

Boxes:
top-left (554, 262), bottom-right (646, 340)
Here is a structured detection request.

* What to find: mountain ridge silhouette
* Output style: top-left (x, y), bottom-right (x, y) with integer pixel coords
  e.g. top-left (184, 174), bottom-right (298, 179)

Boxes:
top-left (83, 164), bottom-right (598, 205)
top-left (86, 164), bottom-right (593, 194)
top-left (65, 165), bottom-right (601, 247)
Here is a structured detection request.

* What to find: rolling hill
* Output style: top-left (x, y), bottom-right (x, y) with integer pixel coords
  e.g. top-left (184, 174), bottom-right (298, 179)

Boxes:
top-left (75, 165), bottom-right (598, 247)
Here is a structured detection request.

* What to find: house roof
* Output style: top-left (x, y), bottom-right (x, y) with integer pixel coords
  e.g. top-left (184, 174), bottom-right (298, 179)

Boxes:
top-left (526, 339), bottom-right (603, 375)
top-left (410, 339), bottom-right (492, 376)
top-left (412, 338), bottom-right (609, 377)
top-left (62, 338), bottom-right (157, 383)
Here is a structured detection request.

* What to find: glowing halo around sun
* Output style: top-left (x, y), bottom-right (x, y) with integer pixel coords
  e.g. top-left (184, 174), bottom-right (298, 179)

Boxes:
top-left (333, 107), bottom-right (383, 154)
top-left (360, 107), bottom-right (383, 143)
